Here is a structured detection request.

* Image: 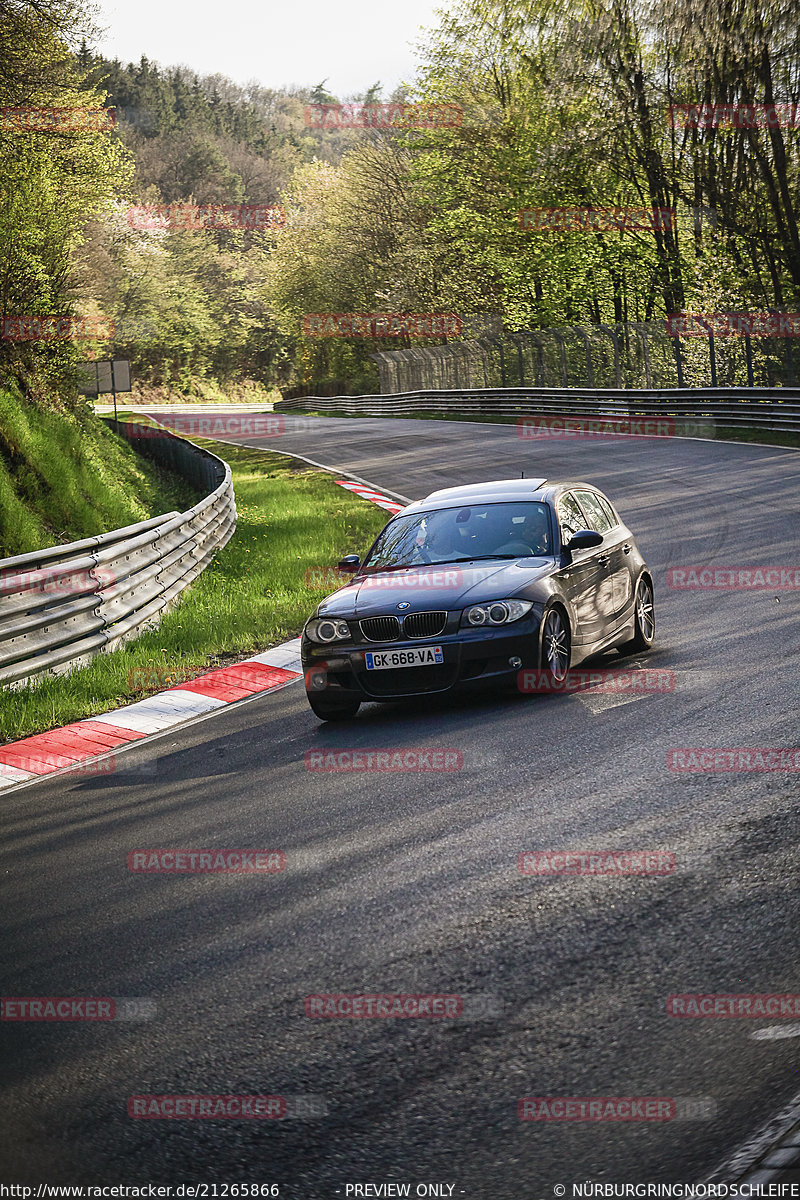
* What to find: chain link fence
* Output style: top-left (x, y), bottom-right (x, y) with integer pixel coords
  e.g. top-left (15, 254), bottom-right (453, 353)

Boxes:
top-left (369, 319), bottom-right (798, 393)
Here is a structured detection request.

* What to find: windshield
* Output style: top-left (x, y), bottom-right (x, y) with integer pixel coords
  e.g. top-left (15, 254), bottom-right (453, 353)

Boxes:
top-left (362, 502), bottom-right (554, 569)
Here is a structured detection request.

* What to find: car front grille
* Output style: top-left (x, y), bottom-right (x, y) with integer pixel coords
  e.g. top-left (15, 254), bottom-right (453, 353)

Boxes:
top-left (360, 615), bottom-right (401, 642)
top-left (403, 610), bottom-right (448, 639)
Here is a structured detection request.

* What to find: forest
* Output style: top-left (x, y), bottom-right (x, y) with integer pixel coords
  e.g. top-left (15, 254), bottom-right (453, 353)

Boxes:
top-left (1, 0), bottom-right (798, 402)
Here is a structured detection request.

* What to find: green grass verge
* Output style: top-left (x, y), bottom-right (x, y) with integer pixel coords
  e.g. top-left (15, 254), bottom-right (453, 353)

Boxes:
top-left (290, 406), bottom-right (800, 449)
top-left (129, 380), bottom-right (281, 406)
top-left (711, 425), bottom-right (800, 448)
top-left (0, 438), bottom-right (388, 743)
top-left (0, 384), bottom-right (197, 558)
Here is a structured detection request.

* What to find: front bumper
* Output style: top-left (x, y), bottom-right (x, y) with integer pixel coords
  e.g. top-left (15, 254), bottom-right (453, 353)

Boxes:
top-left (301, 616), bottom-right (542, 702)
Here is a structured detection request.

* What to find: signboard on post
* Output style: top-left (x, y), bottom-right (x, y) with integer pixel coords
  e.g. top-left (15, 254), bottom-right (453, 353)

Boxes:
top-left (77, 360), bottom-right (131, 429)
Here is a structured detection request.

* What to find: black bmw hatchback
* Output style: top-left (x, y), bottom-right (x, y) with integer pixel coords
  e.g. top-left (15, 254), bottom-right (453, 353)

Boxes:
top-left (302, 477), bottom-right (654, 720)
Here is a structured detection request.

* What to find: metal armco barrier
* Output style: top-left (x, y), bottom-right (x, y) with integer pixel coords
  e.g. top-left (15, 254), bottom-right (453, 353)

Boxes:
top-left (0, 423), bottom-right (236, 687)
top-left (274, 386), bottom-right (800, 434)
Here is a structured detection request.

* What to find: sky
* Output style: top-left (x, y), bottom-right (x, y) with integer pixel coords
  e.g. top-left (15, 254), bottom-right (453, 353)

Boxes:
top-left (93, 0), bottom-right (446, 97)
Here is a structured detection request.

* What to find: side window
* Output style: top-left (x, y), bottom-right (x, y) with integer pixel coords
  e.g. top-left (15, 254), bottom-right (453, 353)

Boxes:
top-left (557, 492), bottom-right (587, 542)
top-left (575, 490), bottom-right (614, 535)
top-left (596, 495), bottom-right (619, 529)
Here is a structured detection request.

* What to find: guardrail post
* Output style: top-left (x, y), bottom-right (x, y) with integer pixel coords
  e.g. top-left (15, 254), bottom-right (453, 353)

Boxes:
top-left (744, 334), bottom-right (754, 387)
top-left (532, 336), bottom-right (546, 386)
top-left (633, 323), bottom-right (653, 389)
top-left (487, 337), bottom-right (507, 387)
top-left (672, 335), bottom-right (685, 387)
top-left (509, 334), bottom-right (525, 386)
top-left (597, 325), bottom-right (622, 387)
top-left (786, 336), bottom-right (796, 386)
top-left (708, 332), bottom-right (718, 387)
top-left (572, 327), bottom-right (594, 387)
top-left (549, 330), bottom-right (568, 386)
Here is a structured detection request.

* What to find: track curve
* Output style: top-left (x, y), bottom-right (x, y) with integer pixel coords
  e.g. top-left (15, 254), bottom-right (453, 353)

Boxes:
top-left (2, 413), bottom-right (799, 1193)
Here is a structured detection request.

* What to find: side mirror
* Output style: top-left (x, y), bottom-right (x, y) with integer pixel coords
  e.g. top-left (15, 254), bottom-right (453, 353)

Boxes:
top-left (337, 555), bottom-right (361, 572)
top-left (565, 530), bottom-right (603, 554)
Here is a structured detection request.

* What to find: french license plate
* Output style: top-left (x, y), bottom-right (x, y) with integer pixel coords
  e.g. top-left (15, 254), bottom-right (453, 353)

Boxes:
top-left (364, 645), bottom-right (443, 670)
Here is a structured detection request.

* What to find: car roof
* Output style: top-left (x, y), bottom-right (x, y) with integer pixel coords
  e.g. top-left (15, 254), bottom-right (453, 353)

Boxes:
top-left (407, 478), bottom-right (548, 512)
top-left (404, 478), bottom-right (606, 515)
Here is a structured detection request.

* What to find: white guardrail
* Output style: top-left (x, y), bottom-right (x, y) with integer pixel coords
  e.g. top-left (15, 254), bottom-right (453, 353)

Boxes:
top-left (0, 422), bottom-right (236, 687)
top-left (274, 385), bottom-right (800, 434)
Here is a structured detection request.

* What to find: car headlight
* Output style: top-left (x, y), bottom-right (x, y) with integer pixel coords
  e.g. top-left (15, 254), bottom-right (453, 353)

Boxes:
top-left (305, 617), bottom-right (352, 644)
top-left (462, 599), bottom-right (533, 627)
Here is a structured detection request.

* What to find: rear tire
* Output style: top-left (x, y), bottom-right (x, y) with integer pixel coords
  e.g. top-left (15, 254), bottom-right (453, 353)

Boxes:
top-left (619, 575), bottom-right (655, 652)
top-left (539, 606), bottom-right (571, 683)
top-left (306, 692), bottom-right (361, 721)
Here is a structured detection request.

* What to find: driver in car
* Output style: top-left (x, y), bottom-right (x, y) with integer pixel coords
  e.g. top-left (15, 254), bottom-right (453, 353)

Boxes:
top-left (513, 511), bottom-right (550, 555)
top-left (478, 508), bottom-right (550, 557)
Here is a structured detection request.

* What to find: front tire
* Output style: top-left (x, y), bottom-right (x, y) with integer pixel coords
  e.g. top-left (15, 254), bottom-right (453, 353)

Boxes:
top-left (619, 575), bottom-right (655, 652)
top-left (539, 606), bottom-right (571, 683)
top-left (306, 692), bottom-right (361, 721)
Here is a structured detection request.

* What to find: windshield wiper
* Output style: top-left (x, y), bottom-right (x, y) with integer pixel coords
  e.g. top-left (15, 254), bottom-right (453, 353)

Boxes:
top-left (447, 554), bottom-right (525, 562)
top-left (362, 553), bottom-right (536, 571)
top-left (360, 563), bottom-right (421, 572)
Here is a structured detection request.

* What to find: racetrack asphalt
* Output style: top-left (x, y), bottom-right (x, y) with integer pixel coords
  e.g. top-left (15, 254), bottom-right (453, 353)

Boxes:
top-left (2, 414), bottom-right (800, 1194)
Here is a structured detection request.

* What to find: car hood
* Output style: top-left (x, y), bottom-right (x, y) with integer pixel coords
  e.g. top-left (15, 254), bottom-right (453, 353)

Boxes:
top-left (316, 559), bottom-right (553, 617)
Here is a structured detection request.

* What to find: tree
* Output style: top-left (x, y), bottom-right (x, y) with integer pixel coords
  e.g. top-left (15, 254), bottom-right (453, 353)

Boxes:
top-left (0, 0), bottom-right (133, 401)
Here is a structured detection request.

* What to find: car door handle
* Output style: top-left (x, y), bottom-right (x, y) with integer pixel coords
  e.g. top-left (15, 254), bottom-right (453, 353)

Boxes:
top-left (623, 543), bottom-right (632, 554)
